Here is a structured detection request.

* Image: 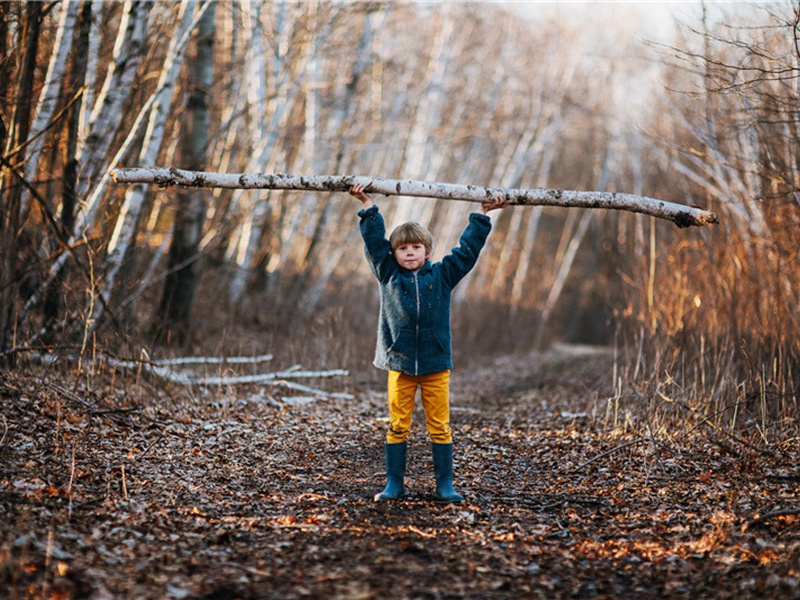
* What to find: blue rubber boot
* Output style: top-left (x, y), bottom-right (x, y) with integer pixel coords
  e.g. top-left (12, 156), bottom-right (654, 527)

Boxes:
top-left (432, 442), bottom-right (464, 503)
top-left (374, 442), bottom-right (407, 501)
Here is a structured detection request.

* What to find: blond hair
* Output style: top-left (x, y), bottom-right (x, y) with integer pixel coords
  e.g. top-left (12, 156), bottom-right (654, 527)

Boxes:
top-left (389, 222), bottom-right (433, 253)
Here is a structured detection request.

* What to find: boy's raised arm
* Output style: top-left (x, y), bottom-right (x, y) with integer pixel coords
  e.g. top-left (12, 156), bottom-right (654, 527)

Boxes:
top-left (439, 196), bottom-right (508, 287)
top-left (350, 185), bottom-right (395, 282)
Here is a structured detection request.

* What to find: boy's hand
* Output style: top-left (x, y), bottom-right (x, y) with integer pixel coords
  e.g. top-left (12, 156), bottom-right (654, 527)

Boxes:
top-left (482, 195), bottom-right (509, 215)
top-left (349, 183), bottom-right (371, 205)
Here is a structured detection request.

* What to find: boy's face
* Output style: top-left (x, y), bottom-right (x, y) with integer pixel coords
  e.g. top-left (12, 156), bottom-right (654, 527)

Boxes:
top-left (394, 243), bottom-right (430, 271)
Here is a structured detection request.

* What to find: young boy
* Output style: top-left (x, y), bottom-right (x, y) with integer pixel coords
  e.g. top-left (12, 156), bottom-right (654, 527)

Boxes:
top-left (349, 183), bottom-right (507, 503)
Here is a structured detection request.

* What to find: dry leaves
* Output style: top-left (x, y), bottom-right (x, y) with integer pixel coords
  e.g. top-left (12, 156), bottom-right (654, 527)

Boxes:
top-left (1, 348), bottom-right (799, 598)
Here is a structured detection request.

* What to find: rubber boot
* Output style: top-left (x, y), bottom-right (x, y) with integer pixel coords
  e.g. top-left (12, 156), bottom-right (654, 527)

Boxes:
top-left (374, 442), bottom-right (407, 501)
top-left (432, 442), bottom-right (464, 503)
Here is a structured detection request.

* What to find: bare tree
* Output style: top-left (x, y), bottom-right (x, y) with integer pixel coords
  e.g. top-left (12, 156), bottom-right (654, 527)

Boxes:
top-left (155, 0), bottom-right (216, 345)
top-left (90, 0), bottom-right (210, 333)
top-left (1, 2), bottom-right (42, 353)
top-left (43, 0), bottom-right (94, 326)
top-left (19, 1), bottom-right (78, 217)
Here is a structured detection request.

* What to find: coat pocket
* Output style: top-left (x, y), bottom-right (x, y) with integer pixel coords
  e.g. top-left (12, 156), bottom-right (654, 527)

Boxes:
top-left (419, 328), bottom-right (448, 354)
top-left (387, 327), bottom-right (416, 359)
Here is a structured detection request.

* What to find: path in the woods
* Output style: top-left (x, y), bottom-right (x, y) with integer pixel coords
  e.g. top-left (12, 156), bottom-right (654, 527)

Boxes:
top-left (2, 345), bottom-right (799, 598)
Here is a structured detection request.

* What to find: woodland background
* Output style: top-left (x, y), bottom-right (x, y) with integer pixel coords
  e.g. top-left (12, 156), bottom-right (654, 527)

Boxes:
top-left (2, 0), bottom-right (799, 428)
top-left (1, 1), bottom-right (800, 597)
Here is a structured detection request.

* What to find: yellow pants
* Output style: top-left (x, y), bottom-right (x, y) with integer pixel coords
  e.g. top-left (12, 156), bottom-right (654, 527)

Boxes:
top-left (386, 370), bottom-right (452, 444)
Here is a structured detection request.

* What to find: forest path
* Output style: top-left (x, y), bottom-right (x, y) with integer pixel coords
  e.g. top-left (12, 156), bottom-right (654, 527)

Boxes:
top-left (2, 345), bottom-right (799, 598)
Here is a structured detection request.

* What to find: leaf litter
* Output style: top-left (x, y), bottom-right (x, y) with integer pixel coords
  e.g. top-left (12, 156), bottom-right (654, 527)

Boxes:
top-left (1, 346), bottom-right (799, 599)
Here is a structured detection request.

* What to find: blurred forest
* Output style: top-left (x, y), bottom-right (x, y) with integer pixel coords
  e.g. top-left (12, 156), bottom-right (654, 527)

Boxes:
top-left (1, 0), bottom-right (799, 435)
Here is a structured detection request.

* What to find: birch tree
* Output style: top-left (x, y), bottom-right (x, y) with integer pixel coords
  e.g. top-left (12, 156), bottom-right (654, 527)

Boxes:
top-left (80, 0), bottom-right (103, 141)
top-left (77, 0), bottom-right (154, 202)
top-left (224, 0), bottom-right (273, 305)
top-left (295, 6), bottom-right (389, 313)
top-left (19, 0), bottom-right (78, 217)
top-left (226, 2), bottom-right (337, 305)
top-left (90, 0), bottom-right (209, 332)
top-left (20, 0), bottom-right (155, 325)
top-left (43, 0), bottom-right (94, 325)
top-left (20, 2), bottom-right (232, 339)
top-left (6, 0), bottom-right (751, 359)
top-left (156, 0), bottom-right (216, 344)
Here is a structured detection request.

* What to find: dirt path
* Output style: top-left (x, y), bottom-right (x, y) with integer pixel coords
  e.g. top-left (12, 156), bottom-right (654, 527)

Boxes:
top-left (2, 346), bottom-right (799, 598)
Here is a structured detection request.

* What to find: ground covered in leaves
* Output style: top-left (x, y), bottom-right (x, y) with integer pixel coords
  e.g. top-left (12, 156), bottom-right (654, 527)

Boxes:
top-left (2, 345), bottom-right (800, 599)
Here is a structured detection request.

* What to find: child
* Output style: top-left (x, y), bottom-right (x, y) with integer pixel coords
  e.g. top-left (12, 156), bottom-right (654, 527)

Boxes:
top-left (349, 183), bottom-right (507, 503)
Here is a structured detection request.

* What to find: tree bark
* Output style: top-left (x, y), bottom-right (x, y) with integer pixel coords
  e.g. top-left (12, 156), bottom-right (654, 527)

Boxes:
top-left (92, 0), bottom-right (209, 333)
top-left (1, 2), bottom-right (42, 354)
top-left (113, 168), bottom-right (719, 228)
top-left (155, 1), bottom-right (216, 345)
top-left (43, 0), bottom-right (92, 326)
top-left (77, 0), bottom-right (153, 200)
top-left (19, 0), bottom-right (78, 217)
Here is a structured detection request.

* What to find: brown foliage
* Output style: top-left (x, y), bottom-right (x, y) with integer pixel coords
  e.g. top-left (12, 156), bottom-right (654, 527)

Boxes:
top-left (2, 346), bottom-right (799, 598)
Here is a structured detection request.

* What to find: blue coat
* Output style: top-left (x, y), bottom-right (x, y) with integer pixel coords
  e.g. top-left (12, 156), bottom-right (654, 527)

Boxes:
top-left (358, 204), bottom-right (492, 375)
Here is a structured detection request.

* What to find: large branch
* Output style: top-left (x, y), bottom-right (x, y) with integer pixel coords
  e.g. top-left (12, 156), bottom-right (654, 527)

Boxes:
top-left (113, 167), bottom-right (718, 228)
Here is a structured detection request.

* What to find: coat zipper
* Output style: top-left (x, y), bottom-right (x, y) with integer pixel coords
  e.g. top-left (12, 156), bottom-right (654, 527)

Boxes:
top-left (413, 271), bottom-right (420, 376)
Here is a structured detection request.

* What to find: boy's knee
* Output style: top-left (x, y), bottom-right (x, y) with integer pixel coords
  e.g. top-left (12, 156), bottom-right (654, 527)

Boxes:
top-left (387, 425), bottom-right (410, 444)
top-left (427, 422), bottom-right (452, 444)
top-left (429, 431), bottom-right (452, 444)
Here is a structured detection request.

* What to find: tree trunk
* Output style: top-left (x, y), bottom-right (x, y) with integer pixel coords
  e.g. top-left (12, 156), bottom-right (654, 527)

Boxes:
top-left (1, 2), bottom-right (41, 354)
top-left (226, 2), bottom-right (336, 305)
top-left (92, 0), bottom-right (208, 333)
top-left (224, 0), bottom-right (272, 305)
top-left (113, 168), bottom-right (719, 228)
top-left (43, 0), bottom-right (92, 327)
top-left (0, 3), bottom-right (9, 154)
top-left (81, 0), bottom-right (103, 141)
top-left (155, 1), bottom-right (216, 345)
top-left (294, 7), bottom-right (385, 314)
top-left (77, 0), bottom-right (153, 201)
top-left (19, 0), bottom-right (78, 217)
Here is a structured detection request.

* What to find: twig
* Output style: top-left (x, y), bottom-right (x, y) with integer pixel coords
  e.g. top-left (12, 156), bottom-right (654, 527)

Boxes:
top-left (42, 380), bottom-right (135, 425)
top-left (111, 359), bottom-right (349, 387)
top-left (67, 444), bottom-right (76, 521)
top-left (657, 390), bottom-right (777, 458)
top-left (135, 433), bottom-right (167, 461)
top-left (42, 381), bottom-right (94, 410)
top-left (566, 438), bottom-right (647, 474)
top-left (745, 507), bottom-right (800, 530)
top-left (0, 413), bottom-right (8, 449)
top-left (271, 379), bottom-right (354, 400)
top-left (121, 465), bottom-right (128, 500)
top-left (407, 525), bottom-right (437, 539)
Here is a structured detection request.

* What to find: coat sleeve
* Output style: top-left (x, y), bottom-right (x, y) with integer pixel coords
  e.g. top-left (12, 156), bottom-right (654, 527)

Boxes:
top-left (439, 212), bottom-right (492, 288)
top-left (358, 204), bottom-right (396, 283)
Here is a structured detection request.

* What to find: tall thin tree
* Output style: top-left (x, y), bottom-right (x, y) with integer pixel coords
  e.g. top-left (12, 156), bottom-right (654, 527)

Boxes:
top-left (0, 2), bottom-right (42, 354)
top-left (156, 1), bottom-right (216, 345)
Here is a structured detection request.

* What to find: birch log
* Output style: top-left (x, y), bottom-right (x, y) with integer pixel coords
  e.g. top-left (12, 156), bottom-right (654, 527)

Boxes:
top-left (113, 168), bottom-right (718, 228)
